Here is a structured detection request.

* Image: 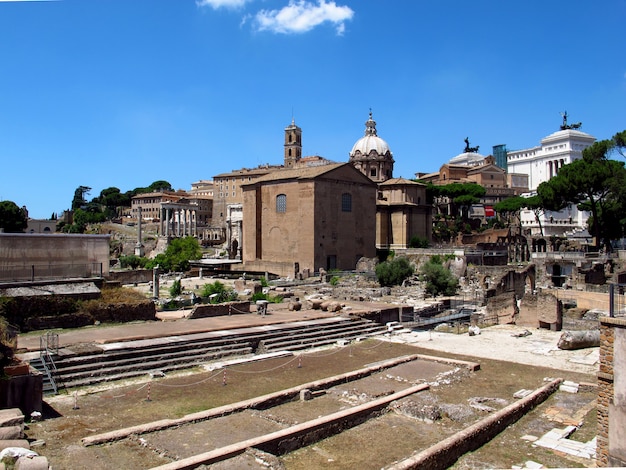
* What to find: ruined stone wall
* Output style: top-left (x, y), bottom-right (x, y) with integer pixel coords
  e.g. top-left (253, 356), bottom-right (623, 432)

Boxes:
top-left (598, 316), bottom-right (626, 467)
top-left (1, 296), bottom-right (156, 332)
top-left (0, 233), bottom-right (110, 281)
top-left (106, 269), bottom-right (153, 285)
top-left (243, 260), bottom-right (299, 279)
top-left (557, 290), bottom-right (611, 312)
top-left (187, 301), bottom-right (251, 318)
top-left (517, 292), bottom-right (562, 331)
top-left (0, 372), bottom-right (42, 416)
top-left (484, 294), bottom-right (517, 325)
top-left (390, 379), bottom-right (562, 470)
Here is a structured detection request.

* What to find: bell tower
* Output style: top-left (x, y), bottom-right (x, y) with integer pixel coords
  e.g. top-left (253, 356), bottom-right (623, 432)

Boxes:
top-left (284, 118), bottom-right (302, 168)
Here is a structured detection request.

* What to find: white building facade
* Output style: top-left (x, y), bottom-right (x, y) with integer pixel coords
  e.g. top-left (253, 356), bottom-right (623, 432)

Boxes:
top-left (507, 126), bottom-right (596, 238)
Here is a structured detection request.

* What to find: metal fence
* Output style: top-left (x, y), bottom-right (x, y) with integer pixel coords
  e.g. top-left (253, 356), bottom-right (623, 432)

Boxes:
top-left (609, 283), bottom-right (626, 317)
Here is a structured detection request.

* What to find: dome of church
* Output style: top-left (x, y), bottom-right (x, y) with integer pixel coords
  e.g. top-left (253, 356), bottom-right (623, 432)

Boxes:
top-left (350, 135), bottom-right (391, 157)
top-left (349, 112), bottom-right (393, 160)
top-left (449, 151), bottom-right (485, 166)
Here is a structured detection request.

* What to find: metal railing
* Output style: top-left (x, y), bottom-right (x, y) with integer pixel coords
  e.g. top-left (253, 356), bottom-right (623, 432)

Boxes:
top-left (39, 332), bottom-right (60, 394)
top-left (609, 283), bottom-right (626, 317)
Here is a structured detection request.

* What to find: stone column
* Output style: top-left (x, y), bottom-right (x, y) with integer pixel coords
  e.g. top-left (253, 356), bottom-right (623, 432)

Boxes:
top-left (152, 265), bottom-right (160, 298)
top-left (160, 207), bottom-right (164, 237)
top-left (237, 220), bottom-right (243, 259)
top-left (134, 206), bottom-right (144, 257)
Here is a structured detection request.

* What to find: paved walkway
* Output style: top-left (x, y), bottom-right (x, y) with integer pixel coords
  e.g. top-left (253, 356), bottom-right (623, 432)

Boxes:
top-left (17, 304), bottom-right (337, 352)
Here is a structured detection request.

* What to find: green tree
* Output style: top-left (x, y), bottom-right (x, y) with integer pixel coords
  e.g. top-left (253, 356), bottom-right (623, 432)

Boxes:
top-left (133, 180), bottom-right (173, 195)
top-left (612, 130), bottom-right (626, 159)
top-left (427, 183), bottom-right (486, 219)
top-left (66, 207), bottom-right (106, 233)
top-left (375, 257), bottom-right (414, 287)
top-left (494, 196), bottom-right (526, 228)
top-left (148, 180), bottom-right (172, 192)
top-left (0, 201), bottom-right (27, 233)
top-left (537, 133), bottom-right (626, 250)
top-left (420, 257), bottom-right (459, 297)
top-left (71, 185), bottom-right (91, 210)
top-left (524, 195), bottom-right (547, 236)
top-left (92, 187), bottom-right (131, 219)
top-left (146, 236), bottom-right (202, 272)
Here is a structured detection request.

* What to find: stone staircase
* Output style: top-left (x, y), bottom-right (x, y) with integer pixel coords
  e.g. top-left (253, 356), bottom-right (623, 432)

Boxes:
top-left (26, 317), bottom-right (387, 391)
top-left (257, 319), bottom-right (386, 353)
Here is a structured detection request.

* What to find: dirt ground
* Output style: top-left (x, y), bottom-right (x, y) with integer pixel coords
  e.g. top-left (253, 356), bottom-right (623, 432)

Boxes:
top-left (24, 336), bottom-right (597, 470)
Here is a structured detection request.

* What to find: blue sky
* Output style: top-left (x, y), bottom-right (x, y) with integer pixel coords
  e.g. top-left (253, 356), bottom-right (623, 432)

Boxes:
top-left (1, 0), bottom-right (625, 219)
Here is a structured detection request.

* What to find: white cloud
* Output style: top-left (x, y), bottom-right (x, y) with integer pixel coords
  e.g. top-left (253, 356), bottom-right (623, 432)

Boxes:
top-left (196, 0), bottom-right (251, 9)
top-left (255, 0), bottom-right (354, 35)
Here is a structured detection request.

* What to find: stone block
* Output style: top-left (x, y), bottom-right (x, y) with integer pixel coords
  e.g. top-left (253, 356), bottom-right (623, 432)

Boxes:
top-left (0, 440), bottom-right (30, 451)
top-left (0, 426), bottom-right (23, 440)
top-left (14, 456), bottom-right (49, 470)
top-left (0, 409), bottom-right (24, 428)
top-left (513, 389), bottom-right (533, 399)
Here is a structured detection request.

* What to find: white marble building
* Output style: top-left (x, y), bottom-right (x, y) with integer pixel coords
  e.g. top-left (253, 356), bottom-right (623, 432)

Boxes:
top-left (507, 120), bottom-right (596, 238)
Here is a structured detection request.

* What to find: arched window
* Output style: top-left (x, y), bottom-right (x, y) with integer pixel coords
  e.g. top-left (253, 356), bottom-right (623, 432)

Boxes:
top-left (341, 193), bottom-right (352, 212)
top-left (276, 194), bottom-right (287, 213)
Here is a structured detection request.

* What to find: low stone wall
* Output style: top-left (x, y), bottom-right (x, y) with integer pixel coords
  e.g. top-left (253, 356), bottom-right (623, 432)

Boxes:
top-left (3, 297), bottom-right (157, 332)
top-left (388, 378), bottom-right (563, 470)
top-left (187, 301), bottom-right (251, 319)
top-left (106, 269), bottom-right (153, 285)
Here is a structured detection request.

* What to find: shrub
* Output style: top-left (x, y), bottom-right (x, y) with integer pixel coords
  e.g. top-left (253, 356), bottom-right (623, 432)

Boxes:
top-left (375, 257), bottom-right (414, 287)
top-left (169, 279), bottom-right (182, 297)
top-left (201, 281), bottom-right (238, 304)
top-left (409, 236), bottom-right (430, 248)
top-left (420, 258), bottom-right (458, 297)
top-left (329, 275), bottom-right (340, 286)
top-left (118, 254), bottom-right (147, 270)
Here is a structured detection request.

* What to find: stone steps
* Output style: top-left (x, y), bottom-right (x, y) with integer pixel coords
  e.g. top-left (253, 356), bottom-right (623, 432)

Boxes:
top-left (258, 322), bottom-right (386, 352)
top-left (28, 317), bottom-right (387, 391)
top-left (61, 346), bottom-right (254, 389)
